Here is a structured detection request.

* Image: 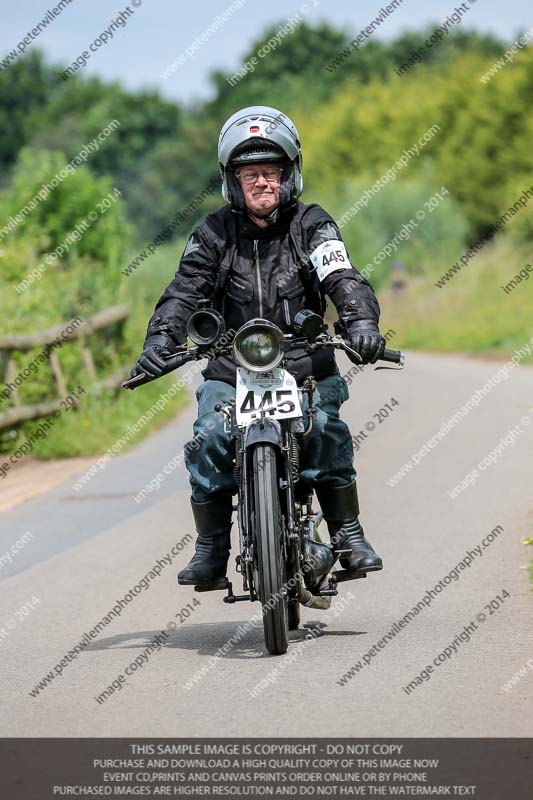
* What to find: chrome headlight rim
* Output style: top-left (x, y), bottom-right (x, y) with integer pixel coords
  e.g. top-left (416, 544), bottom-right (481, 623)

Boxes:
top-left (233, 319), bottom-right (284, 373)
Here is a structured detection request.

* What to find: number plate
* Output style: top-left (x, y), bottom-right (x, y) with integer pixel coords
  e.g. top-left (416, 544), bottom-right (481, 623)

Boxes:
top-left (235, 368), bottom-right (302, 425)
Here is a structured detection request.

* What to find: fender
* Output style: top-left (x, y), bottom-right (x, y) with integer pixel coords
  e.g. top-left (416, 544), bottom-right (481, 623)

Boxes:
top-left (243, 417), bottom-right (283, 450)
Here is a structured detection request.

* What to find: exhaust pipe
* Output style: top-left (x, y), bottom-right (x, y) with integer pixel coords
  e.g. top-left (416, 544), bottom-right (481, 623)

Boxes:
top-left (296, 580), bottom-right (332, 610)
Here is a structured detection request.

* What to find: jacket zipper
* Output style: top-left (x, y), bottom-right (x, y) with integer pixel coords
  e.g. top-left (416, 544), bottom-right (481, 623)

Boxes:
top-left (253, 240), bottom-right (264, 317)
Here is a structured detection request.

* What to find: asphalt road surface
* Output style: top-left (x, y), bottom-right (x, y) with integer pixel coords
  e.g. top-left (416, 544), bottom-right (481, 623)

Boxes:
top-left (1, 351), bottom-right (532, 736)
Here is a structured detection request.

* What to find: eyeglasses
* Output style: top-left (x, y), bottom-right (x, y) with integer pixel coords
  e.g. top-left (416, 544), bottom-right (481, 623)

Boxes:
top-left (237, 167), bottom-right (283, 185)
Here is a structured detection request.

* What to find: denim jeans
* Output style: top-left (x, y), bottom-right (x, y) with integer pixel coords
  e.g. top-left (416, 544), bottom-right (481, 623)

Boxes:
top-left (185, 375), bottom-right (356, 503)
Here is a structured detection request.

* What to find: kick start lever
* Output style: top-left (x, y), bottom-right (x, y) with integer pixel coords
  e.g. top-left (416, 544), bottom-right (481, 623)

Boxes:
top-left (223, 582), bottom-right (254, 603)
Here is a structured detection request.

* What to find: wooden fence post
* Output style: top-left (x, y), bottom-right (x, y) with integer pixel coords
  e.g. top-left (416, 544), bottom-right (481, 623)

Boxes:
top-left (0, 305), bottom-right (130, 431)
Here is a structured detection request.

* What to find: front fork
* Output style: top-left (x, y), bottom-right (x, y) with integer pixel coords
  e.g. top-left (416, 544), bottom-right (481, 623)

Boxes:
top-left (216, 378), bottom-right (335, 607)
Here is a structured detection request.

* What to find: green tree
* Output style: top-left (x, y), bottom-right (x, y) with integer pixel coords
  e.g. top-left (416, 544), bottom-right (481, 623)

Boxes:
top-left (0, 51), bottom-right (63, 171)
top-left (207, 21), bottom-right (348, 116)
top-left (30, 79), bottom-right (183, 178)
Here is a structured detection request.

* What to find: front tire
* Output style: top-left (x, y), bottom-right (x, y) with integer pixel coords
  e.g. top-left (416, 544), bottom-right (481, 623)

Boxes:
top-left (252, 443), bottom-right (289, 655)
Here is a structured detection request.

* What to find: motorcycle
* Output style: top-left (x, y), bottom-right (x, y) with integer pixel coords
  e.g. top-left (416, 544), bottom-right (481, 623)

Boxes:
top-left (124, 305), bottom-right (404, 655)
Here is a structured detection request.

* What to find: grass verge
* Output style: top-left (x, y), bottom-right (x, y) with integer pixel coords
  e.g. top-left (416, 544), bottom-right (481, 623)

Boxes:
top-left (379, 238), bottom-right (532, 362)
top-left (17, 374), bottom-right (190, 460)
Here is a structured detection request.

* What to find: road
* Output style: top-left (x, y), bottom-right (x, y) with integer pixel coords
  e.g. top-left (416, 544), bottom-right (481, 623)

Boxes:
top-left (1, 351), bottom-right (532, 736)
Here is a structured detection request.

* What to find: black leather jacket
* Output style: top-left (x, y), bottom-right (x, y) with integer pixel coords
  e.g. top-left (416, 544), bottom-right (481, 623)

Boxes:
top-left (144, 201), bottom-right (381, 386)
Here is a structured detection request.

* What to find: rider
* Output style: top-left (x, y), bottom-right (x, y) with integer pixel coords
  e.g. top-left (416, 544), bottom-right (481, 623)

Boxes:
top-left (131, 106), bottom-right (386, 587)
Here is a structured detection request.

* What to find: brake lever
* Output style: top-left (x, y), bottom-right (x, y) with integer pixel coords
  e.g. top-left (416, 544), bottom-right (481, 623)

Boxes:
top-left (339, 342), bottom-right (363, 364)
top-left (287, 334), bottom-right (364, 365)
top-left (327, 336), bottom-right (363, 364)
top-left (374, 362), bottom-right (405, 371)
top-left (122, 346), bottom-right (191, 390)
top-left (123, 372), bottom-right (149, 388)
top-left (331, 335), bottom-right (405, 368)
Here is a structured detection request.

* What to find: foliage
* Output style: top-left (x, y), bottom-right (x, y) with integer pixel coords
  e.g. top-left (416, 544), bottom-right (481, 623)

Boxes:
top-left (1, 148), bottom-right (129, 267)
top-left (0, 148), bottom-right (131, 326)
top-left (0, 371), bottom-right (187, 459)
top-left (319, 171), bottom-right (469, 289)
top-left (29, 77), bottom-right (183, 183)
top-left (299, 47), bottom-right (533, 239)
top-left (0, 51), bottom-right (63, 171)
top-left (501, 174), bottom-right (533, 246)
top-left (207, 21), bottom-right (348, 114)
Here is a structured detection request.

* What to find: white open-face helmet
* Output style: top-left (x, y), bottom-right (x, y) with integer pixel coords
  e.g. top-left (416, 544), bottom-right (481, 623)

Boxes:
top-left (218, 106), bottom-right (303, 212)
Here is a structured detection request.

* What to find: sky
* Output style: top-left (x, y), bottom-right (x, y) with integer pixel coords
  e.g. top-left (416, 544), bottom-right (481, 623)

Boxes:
top-left (3, 0), bottom-right (532, 104)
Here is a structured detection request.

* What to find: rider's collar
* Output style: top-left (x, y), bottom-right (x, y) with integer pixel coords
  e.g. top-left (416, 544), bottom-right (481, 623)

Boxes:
top-left (238, 203), bottom-right (295, 239)
top-left (250, 206), bottom-right (279, 225)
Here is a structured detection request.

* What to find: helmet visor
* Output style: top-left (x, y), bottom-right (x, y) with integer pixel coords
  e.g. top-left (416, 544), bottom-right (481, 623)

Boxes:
top-left (229, 138), bottom-right (285, 166)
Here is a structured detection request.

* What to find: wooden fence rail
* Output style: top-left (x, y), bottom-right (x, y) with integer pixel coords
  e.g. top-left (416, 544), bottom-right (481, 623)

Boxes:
top-left (0, 305), bottom-right (130, 431)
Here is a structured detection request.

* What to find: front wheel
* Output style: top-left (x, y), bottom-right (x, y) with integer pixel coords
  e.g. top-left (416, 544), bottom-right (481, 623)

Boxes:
top-left (252, 443), bottom-right (289, 655)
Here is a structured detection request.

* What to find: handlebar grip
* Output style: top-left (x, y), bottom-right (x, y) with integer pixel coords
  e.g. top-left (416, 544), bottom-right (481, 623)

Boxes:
top-left (122, 351), bottom-right (191, 390)
top-left (381, 348), bottom-right (404, 365)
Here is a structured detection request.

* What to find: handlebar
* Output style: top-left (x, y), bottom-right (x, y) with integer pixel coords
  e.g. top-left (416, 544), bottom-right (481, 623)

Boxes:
top-left (122, 336), bottom-right (404, 390)
top-left (289, 335), bottom-right (405, 368)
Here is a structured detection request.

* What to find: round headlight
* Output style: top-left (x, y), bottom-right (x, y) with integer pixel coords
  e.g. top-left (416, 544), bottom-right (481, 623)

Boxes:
top-left (233, 320), bottom-right (284, 372)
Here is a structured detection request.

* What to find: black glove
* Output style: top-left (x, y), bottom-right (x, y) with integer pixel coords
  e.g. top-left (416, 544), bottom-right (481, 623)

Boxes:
top-left (347, 321), bottom-right (385, 365)
top-left (130, 334), bottom-right (176, 380)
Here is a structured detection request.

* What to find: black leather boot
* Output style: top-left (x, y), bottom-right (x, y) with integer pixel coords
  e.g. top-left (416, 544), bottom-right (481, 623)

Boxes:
top-left (315, 480), bottom-right (383, 574)
top-left (177, 494), bottom-right (233, 586)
